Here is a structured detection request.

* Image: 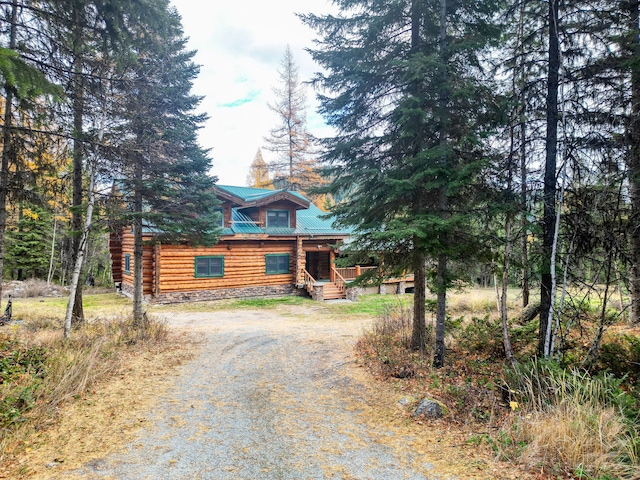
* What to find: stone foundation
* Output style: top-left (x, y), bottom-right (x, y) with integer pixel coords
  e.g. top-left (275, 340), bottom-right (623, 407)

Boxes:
top-left (120, 283), bottom-right (303, 304)
top-left (310, 284), bottom-right (324, 301)
top-left (153, 285), bottom-right (301, 304)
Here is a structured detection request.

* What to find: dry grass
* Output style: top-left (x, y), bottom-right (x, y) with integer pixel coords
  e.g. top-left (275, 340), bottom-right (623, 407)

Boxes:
top-left (498, 361), bottom-right (640, 479)
top-left (0, 302), bottom-right (187, 478)
top-left (356, 291), bottom-right (640, 479)
top-left (445, 287), bottom-right (524, 317)
top-left (515, 402), bottom-right (634, 478)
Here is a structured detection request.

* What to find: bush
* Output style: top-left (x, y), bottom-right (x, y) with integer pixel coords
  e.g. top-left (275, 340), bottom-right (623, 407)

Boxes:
top-left (456, 315), bottom-right (504, 357)
top-left (599, 334), bottom-right (640, 383)
top-left (0, 335), bottom-right (47, 431)
top-left (355, 304), bottom-right (430, 379)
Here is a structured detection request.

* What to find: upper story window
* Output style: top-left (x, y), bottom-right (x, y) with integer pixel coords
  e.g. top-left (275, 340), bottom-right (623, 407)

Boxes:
top-left (267, 210), bottom-right (290, 228)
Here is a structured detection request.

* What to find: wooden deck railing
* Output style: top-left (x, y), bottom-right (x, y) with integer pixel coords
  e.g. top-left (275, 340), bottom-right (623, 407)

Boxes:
top-left (331, 267), bottom-right (347, 294)
top-left (302, 269), bottom-right (316, 294)
top-left (334, 266), bottom-right (377, 280)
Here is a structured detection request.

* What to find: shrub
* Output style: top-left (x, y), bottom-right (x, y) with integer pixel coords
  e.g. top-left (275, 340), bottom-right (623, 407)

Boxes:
top-left (599, 334), bottom-right (640, 383)
top-left (355, 304), bottom-right (430, 379)
top-left (456, 315), bottom-right (504, 357)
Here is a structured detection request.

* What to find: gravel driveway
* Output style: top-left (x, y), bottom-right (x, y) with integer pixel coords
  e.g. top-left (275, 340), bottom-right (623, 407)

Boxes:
top-left (66, 307), bottom-right (448, 480)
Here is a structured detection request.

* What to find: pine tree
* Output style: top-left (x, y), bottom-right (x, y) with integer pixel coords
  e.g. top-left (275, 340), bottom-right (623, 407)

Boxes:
top-left (0, 0), bottom-right (62, 303)
top-left (303, 0), bottom-right (503, 367)
top-left (112, 0), bottom-right (220, 325)
top-left (5, 203), bottom-right (50, 279)
top-left (264, 46), bottom-right (317, 193)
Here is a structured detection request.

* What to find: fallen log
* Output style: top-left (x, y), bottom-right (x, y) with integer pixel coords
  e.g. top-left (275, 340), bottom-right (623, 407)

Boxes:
top-left (515, 302), bottom-right (540, 325)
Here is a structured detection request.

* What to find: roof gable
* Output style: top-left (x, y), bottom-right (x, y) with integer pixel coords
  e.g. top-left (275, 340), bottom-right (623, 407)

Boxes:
top-left (214, 185), bottom-right (310, 210)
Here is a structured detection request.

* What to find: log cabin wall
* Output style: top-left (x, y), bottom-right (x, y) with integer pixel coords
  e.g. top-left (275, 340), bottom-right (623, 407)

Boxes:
top-left (157, 240), bottom-right (296, 294)
top-left (120, 229), bottom-right (156, 295)
top-left (109, 232), bottom-right (123, 284)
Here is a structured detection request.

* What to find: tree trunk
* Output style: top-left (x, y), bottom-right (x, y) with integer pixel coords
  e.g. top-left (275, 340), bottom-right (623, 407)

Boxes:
top-left (520, 93), bottom-right (529, 308)
top-left (433, 0), bottom-right (448, 369)
top-left (501, 217), bottom-right (516, 366)
top-left (64, 159), bottom-right (97, 338)
top-left (433, 254), bottom-right (447, 368)
top-left (411, 256), bottom-right (427, 350)
top-left (132, 156), bottom-right (145, 327)
top-left (540, 0), bottom-right (560, 355)
top-left (629, 0), bottom-right (640, 324)
top-left (47, 215), bottom-right (57, 284)
top-left (71, 13), bottom-right (85, 327)
top-left (0, 0), bottom-right (19, 304)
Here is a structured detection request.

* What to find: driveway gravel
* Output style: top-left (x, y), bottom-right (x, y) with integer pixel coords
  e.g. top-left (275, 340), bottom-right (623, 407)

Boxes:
top-left (65, 307), bottom-right (450, 480)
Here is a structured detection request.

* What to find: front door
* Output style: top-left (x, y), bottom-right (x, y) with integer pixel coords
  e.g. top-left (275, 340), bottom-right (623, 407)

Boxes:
top-left (305, 251), bottom-right (330, 280)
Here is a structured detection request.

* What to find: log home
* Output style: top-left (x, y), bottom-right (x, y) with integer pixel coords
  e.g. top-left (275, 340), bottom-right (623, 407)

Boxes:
top-left (109, 185), bottom-right (352, 302)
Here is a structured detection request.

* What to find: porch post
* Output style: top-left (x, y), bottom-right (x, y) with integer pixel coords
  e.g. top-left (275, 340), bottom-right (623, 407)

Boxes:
top-left (330, 249), bottom-right (336, 282)
top-left (296, 236), bottom-right (304, 285)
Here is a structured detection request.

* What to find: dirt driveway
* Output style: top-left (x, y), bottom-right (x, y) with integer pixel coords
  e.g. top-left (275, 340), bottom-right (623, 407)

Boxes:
top-left (49, 305), bottom-right (492, 480)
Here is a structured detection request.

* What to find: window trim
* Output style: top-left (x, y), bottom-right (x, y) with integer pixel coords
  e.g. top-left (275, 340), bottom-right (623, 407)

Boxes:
top-left (265, 253), bottom-right (290, 275)
top-left (124, 253), bottom-right (131, 274)
top-left (194, 255), bottom-right (225, 278)
top-left (266, 209), bottom-right (290, 228)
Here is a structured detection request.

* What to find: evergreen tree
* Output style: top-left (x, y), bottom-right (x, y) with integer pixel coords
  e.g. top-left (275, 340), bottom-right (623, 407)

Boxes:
top-left (303, 0), bottom-right (503, 367)
top-left (112, 0), bottom-right (220, 325)
top-left (5, 202), bottom-right (50, 279)
top-left (0, 0), bottom-right (62, 303)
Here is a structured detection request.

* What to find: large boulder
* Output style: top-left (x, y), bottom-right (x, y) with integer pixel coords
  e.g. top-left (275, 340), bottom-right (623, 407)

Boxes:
top-left (412, 398), bottom-right (447, 419)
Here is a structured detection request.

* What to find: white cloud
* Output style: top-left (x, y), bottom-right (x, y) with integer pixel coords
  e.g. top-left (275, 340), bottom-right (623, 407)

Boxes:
top-left (170, 0), bottom-right (334, 186)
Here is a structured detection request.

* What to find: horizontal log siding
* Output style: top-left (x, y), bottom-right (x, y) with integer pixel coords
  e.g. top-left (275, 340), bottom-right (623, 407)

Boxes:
top-left (158, 240), bottom-right (296, 293)
top-left (120, 230), bottom-right (155, 295)
top-left (109, 232), bottom-right (123, 283)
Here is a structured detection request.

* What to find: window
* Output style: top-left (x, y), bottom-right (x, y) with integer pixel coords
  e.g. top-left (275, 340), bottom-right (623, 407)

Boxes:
top-left (195, 256), bottom-right (224, 278)
top-left (124, 254), bottom-right (131, 274)
top-left (266, 210), bottom-right (289, 228)
top-left (214, 208), bottom-right (224, 227)
top-left (265, 254), bottom-right (290, 274)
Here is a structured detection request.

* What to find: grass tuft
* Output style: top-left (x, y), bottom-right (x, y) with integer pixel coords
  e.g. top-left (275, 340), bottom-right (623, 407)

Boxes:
top-left (0, 314), bottom-right (169, 462)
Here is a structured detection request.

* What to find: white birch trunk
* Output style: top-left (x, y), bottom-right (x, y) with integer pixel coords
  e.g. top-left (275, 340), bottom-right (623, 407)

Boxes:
top-left (47, 216), bottom-right (57, 285)
top-left (63, 160), bottom-right (97, 338)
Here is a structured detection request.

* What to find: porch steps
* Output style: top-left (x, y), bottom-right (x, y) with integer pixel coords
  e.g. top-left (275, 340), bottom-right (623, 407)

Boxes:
top-left (322, 282), bottom-right (346, 300)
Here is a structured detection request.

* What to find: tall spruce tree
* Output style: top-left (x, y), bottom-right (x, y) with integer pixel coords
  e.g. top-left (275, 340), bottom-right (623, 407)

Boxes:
top-left (32, 0), bottom-right (134, 326)
top-left (113, 1), bottom-right (220, 325)
top-left (303, 0), bottom-right (503, 367)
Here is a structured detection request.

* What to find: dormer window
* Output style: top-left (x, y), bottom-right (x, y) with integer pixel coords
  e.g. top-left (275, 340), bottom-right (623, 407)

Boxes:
top-left (267, 210), bottom-right (290, 228)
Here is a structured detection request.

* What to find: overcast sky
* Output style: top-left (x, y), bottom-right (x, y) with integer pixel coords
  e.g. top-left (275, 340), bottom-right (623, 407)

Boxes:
top-left (169, 1), bottom-right (334, 186)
